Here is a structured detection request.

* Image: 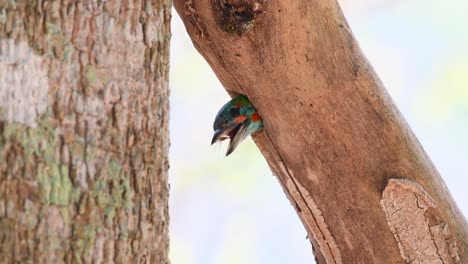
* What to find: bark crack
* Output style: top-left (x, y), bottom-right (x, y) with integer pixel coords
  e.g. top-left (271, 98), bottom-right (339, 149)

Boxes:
top-left (183, 0), bottom-right (207, 38)
top-left (262, 133), bottom-right (342, 264)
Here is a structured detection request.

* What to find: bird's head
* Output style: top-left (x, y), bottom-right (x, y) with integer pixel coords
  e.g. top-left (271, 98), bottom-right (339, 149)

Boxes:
top-left (211, 95), bottom-right (264, 156)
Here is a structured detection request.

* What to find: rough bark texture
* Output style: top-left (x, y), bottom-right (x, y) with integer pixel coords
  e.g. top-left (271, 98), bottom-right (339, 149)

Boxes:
top-left (173, 0), bottom-right (468, 263)
top-left (0, 0), bottom-right (170, 263)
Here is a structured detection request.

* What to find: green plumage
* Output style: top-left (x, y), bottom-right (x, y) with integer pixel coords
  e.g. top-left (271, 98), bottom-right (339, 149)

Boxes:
top-left (212, 95), bottom-right (264, 156)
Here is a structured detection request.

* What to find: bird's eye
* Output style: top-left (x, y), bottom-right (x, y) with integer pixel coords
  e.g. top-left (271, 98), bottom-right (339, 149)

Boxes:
top-left (230, 107), bottom-right (240, 117)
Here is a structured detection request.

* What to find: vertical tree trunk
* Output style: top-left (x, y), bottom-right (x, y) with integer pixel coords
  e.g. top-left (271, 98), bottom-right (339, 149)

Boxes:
top-left (0, 0), bottom-right (170, 263)
top-left (174, 0), bottom-right (468, 263)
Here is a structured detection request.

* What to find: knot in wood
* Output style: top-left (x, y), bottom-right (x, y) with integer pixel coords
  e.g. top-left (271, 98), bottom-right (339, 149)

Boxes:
top-left (213, 0), bottom-right (264, 35)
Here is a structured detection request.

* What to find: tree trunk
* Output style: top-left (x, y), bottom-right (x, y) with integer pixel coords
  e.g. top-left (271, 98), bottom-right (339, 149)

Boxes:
top-left (0, 0), bottom-right (170, 263)
top-left (173, 0), bottom-right (468, 263)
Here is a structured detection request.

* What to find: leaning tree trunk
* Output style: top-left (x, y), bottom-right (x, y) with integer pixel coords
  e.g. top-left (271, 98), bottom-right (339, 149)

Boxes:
top-left (0, 0), bottom-right (170, 263)
top-left (174, 0), bottom-right (468, 263)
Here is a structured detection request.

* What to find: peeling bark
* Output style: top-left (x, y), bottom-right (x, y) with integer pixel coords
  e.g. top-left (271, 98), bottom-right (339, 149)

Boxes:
top-left (173, 0), bottom-right (468, 263)
top-left (0, 0), bottom-right (171, 263)
top-left (381, 179), bottom-right (461, 264)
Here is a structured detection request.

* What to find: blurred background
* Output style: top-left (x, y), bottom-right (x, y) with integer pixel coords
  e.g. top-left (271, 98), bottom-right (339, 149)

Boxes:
top-left (169, 0), bottom-right (468, 263)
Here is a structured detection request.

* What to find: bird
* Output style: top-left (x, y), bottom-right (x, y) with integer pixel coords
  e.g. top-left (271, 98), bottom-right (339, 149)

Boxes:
top-left (211, 95), bottom-right (264, 156)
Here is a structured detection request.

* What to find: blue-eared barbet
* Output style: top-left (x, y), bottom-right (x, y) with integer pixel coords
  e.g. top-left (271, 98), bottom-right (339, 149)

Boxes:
top-left (211, 95), bottom-right (264, 156)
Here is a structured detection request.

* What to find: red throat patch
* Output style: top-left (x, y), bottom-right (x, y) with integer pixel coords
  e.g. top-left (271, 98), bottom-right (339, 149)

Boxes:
top-left (235, 115), bottom-right (247, 123)
top-left (251, 112), bottom-right (261, 122)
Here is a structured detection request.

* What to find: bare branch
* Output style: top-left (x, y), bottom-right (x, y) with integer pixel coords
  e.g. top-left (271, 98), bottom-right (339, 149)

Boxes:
top-left (173, 0), bottom-right (468, 262)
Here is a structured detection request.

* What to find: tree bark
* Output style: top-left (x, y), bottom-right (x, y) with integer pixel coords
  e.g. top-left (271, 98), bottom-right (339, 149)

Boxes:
top-left (0, 0), bottom-right (170, 263)
top-left (174, 0), bottom-right (468, 263)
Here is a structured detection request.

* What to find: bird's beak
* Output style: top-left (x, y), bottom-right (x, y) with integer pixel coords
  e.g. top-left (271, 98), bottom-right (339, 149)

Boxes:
top-left (211, 122), bottom-right (250, 156)
top-left (211, 128), bottom-right (226, 145)
top-left (225, 123), bottom-right (248, 156)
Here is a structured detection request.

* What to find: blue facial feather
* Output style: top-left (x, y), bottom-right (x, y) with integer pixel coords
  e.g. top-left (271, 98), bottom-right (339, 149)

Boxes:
top-left (211, 95), bottom-right (263, 156)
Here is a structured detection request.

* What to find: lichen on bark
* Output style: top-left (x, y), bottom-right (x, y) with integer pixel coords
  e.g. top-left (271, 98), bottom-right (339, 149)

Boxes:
top-left (0, 0), bottom-right (171, 262)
